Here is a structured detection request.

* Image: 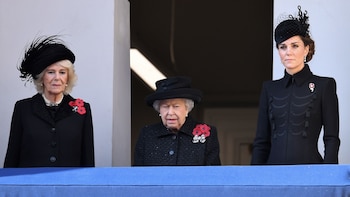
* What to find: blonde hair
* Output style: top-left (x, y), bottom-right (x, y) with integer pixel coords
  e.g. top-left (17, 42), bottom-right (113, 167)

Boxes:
top-left (33, 60), bottom-right (77, 94)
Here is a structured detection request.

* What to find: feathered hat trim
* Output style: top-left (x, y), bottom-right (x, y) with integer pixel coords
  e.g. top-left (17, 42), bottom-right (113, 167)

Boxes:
top-left (18, 35), bottom-right (75, 82)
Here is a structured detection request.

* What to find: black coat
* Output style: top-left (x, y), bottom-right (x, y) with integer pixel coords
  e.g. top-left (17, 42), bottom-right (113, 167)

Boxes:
top-left (4, 93), bottom-right (95, 167)
top-left (134, 117), bottom-right (221, 166)
top-left (251, 65), bottom-right (340, 165)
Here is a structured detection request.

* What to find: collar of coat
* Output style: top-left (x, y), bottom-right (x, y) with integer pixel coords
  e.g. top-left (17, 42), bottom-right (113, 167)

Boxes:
top-left (283, 64), bottom-right (313, 87)
top-left (31, 93), bottom-right (78, 126)
top-left (156, 116), bottom-right (198, 138)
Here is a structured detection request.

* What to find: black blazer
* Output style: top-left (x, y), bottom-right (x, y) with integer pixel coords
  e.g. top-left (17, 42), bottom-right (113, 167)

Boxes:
top-left (4, 93), bottom-right (95, 167)
top-left (251, 65), bottom-right (340, 165)
top-left (134, 117), bottom-right (221, 166)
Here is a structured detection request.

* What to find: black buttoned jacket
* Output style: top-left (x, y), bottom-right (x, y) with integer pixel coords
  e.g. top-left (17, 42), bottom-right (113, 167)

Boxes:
top-left (134, 117), bottom-right (221, 166)
top-left (4, 93), bottom-right (95, 167)
top-left (251, 65), bottom-right (340, 165)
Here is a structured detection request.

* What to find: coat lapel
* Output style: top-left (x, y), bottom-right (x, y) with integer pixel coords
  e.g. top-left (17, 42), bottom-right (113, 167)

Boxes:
top-left (32, 94), bottom-right (55, 126)
top-left (32, 94), bottom-right (75, 126)
top-left (55, 95), bottom-right (74, 122)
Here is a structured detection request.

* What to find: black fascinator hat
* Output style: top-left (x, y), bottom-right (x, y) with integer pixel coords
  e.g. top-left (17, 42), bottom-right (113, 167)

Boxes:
top-left (275, 5), bottom-right (310, 44)
top-left (145, 76), bottom-right (203, 106)
top-left (18, 35), bottom-right (75, 82)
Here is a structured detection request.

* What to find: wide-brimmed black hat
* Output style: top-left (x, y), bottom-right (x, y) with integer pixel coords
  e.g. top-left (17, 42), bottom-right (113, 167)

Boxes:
top-left (18, 35), bottom-right (75, 81)
top-left (145, 76), bottom-right (202, 106)
top-left (274, 6), bottom-right (310, 44)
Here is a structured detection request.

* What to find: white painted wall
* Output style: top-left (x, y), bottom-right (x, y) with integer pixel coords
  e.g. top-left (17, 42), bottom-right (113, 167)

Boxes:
top-left (0, 0), bottom-right (131, 167)
top-left (274, 1), bottom-right (350, 163)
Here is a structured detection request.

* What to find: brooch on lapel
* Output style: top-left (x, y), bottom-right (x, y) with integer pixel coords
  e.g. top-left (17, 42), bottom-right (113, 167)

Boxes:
top-left (69, 98), bottom-right (86, 115)
top-left (192, 124), bottom-right (211, 143)
top-left (309, 82), bottom-right (315, 92)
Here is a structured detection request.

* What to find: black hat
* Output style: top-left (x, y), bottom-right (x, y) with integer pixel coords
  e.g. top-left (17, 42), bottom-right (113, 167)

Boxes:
top-left (18, 35), bottom-right (75, 81)
top-left (274, 6), bottom-right (310, 44)
top-left (145, 76), bottom-right (203, 106)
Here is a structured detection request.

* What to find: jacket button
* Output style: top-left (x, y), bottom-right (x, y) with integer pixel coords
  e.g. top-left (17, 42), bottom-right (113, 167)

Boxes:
top-left (51, 141), bottom-right (57, 147)
top-left (49, 156), bottom-right (57, 163)
top-left (169, 150), bottom-right (175, 155)
top-left (51, 128), bottom-right (56, 132)
top-left (172, 135), bottom-right (177, 140)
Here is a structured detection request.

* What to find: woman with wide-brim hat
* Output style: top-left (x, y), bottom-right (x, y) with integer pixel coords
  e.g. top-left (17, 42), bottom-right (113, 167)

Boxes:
top-left (134, 76), bottom-right (221, 166)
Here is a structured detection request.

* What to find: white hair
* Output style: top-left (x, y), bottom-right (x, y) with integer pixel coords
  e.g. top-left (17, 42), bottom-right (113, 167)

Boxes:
top-left (153, 98), bottom-right (194, 113)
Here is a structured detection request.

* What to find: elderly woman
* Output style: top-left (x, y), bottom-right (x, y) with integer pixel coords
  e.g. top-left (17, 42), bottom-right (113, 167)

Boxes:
top-left (4, 35), bottom-right (95, 167)
top-left (134, 76), bottom-right (221, 166)
top-left (251, 6), bottom-right (340, 165)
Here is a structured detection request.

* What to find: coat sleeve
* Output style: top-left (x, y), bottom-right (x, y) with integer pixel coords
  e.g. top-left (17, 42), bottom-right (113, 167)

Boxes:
top-left (251, 82), bottom-right (271, 165)
top-left (205, 125), bottom-right (221, 165)
top-left (4, 101), bottom-right (23, 168)
top-left (322, 78), bottom-right (340, 164)
top-left (80, 102), bottom-right (95, 167)
top-left (133, 126), bottom-right (147, 166)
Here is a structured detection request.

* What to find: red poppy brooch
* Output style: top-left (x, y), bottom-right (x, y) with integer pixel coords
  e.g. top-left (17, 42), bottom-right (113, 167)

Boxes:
top-left (192, 124), bottom-right (211, 143)
top-left (69, 98), bottom-right (86, 115)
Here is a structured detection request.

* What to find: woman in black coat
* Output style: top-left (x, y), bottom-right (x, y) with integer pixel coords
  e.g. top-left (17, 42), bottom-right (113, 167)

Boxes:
top-left (4, 35), bottom-right (95, 167)
top-left (251, 6), bottom-right (340, 165)
top-left (134, 76), bottom-right (221, 166)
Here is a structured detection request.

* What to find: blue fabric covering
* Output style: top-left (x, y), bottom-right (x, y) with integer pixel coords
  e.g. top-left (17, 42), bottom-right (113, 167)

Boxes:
top-left (0, 165), bottom-right (349, 196)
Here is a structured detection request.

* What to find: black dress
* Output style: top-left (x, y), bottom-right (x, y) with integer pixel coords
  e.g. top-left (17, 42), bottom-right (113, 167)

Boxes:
top-left (251, 65), bottom-right (340, 165)
top-left (134, 117), bottom-right (221, 166)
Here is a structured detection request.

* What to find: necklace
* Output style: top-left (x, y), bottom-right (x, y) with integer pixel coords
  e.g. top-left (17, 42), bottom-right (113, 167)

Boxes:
top-left (42, 94), bottom-right (63, 106)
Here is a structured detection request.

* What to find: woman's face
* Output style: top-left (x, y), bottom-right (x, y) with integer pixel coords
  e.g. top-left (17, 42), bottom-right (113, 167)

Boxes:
top-left (42, 62), bottom-right (68, 97)
top-left (159, 98), bottom-right (189, 130)
top-left (277, 35), bottom-right (309, 75)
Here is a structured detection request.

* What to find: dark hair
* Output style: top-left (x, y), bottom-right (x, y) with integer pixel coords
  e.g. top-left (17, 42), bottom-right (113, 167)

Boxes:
top-left (301, 35), bottom-right (315, 62)
top-left (274, 6), bottom-right (315, 62)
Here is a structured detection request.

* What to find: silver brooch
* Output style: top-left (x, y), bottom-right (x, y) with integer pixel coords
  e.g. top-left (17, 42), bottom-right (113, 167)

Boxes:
top-left (309, 83), bottom-right (315, 92)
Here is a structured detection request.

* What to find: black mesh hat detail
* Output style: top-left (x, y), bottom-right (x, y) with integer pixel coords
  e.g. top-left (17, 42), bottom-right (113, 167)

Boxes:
top-left (274, 6), bottom-right (310, 44)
